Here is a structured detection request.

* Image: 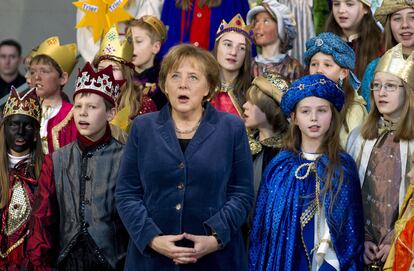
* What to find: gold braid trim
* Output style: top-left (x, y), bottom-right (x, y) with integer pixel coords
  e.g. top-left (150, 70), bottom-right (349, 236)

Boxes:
top-left (227, 90), bottom-right (244, 117)
top-left (51, 108), bottom-right (74, 151)
top-left (0, 230), bottom-right (29, 258)
top-left (296, 161), bottom-right (323, 270)
top-left (300, 200), bottom-right (317, 270)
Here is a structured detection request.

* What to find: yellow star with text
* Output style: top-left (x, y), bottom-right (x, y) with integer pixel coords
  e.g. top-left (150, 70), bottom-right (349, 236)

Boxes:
top-left (73, 0), bottom-right (133, 42)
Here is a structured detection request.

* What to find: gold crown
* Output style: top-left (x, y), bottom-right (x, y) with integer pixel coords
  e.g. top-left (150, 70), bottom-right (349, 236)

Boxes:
top-left (375, 43), bottom-right (414, 87)
top-left (3, 87), bottom-right (41, 123)
top-left (216, 14), bottom-right (253, 43)
top-left (94, 25), bottom-right (134, 69)
top-left (374, 0), bottom-right (414, 26)
top-left (32, 36), bottom-right (77, 75)
top-left (251, 72), bottom-right (290, 103)
top-left (141, 15), bottom-right (167, 42)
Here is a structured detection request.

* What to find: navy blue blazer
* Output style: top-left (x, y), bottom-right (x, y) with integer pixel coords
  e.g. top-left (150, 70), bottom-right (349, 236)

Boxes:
top-left (116, 103), bottom-right (254, 271)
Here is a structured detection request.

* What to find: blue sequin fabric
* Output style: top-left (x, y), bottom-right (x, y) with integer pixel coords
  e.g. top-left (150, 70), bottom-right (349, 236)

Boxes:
top-left (280, 74), bottom-right (345, 116)
top-left (248, 150), bottom-right (365, 271)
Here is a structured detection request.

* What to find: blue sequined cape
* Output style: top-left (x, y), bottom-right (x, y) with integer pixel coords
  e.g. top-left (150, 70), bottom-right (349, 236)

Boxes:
top-left (249, 150), bottom-right (364, 271)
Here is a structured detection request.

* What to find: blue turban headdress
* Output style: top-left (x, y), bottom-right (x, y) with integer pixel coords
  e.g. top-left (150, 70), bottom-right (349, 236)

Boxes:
top-left (281, 74), bottom-right (345, 116)
top-left (304, 32), bottom-right (361, 91)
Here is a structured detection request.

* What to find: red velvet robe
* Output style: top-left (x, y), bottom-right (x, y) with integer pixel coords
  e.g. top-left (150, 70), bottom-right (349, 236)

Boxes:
top-left (0, 155), bottom-right (56, 271)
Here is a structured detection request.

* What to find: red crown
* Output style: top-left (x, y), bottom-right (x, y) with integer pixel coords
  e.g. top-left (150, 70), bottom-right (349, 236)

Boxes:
top-left (74, 62), bottom-right (125, 105)
top-left (3, 87), bottom-right (41, 123)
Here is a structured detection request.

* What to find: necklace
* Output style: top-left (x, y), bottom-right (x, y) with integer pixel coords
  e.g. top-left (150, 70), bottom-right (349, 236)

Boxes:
top-left (174, 119), bottom-right (201, 134)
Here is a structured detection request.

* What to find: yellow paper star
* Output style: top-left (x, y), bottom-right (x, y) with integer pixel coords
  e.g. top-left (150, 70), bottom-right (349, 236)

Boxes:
top-left (73, 0), bottom-right (133, 42)
top-left (105, 0), bottom-right (132, 28)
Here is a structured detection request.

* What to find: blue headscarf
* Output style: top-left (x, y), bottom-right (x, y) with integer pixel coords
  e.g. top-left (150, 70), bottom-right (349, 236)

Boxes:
top-left (304, 32), bottom-right (361, 91)
top-left (281, 74), bottom-right (345, 116)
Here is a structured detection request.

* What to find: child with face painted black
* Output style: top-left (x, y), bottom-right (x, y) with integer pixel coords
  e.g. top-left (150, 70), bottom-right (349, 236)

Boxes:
top-left (0, 87), bottom-right (56, 270)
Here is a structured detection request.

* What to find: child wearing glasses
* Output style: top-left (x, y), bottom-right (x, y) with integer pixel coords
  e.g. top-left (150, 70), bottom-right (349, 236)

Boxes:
top-left (347, 43), bottom-right (414, 270)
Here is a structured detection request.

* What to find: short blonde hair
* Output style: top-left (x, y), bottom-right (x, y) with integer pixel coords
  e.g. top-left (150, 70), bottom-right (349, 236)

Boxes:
top-left (127, 17), bottom-right (166, 43)
top-left (159, 44), bottom-right (220, 101)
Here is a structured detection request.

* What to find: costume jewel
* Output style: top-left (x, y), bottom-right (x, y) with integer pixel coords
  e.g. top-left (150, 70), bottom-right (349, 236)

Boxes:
top-left (375, 43), bottom-right (414, 87)
top-left (74, 62), bottom-right (125, 105)
top-left (5, 181), bottom-right (32, 236)
top-left (31, 36), bottom-right (77, 75)
top-left (216, 13), bottom-right (252, 43)
top-left (3, 87), bottom-right (41, 123)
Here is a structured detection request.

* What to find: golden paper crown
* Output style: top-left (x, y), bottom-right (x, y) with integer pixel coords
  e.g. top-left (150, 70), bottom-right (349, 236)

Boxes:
top-left (251, 72), bottom-right (290, 103)
top-left (32, 36), bottom-right (77, 75)
top-left (74, 62), bottom-right (125, 105)
top-left (216, 14), bottom-right (253, 43)
top-left (375, 43), bottom-right (414, 87)
top-left (141, 15), bottom-right (167, 42)
top-left (374, 0), bottom-right (414, 26)
top-left (94, 25), bottom-right (134, 69)
top-left (3, 87), bottom-right (41, 123)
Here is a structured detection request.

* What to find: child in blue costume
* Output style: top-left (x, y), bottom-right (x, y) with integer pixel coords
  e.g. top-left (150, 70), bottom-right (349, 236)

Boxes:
top-left (249, 74), bottom-right (364, 270)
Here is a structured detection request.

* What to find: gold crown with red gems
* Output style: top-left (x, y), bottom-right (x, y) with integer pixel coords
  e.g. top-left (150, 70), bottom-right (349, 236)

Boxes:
top-left (3, 87), bottom-right (41, 123)
top-left (74, 62), bottom-right (125, 105)
top-left (216, 14), bottom-right (253, 43)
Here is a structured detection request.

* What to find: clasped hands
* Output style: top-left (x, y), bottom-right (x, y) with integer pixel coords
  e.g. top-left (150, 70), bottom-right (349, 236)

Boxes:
top-left (364, 241), bottom-right (391, 265)
top-left (149, 233), bottom-right (219, 265)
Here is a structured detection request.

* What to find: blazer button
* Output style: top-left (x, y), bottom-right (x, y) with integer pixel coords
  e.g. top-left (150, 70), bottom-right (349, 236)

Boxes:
top-left (175, 203), bottom-right (182, 211)
top-left (84, 176), bottom-right (91, 181)
top-left (177, 183), bottom-right (184, 190)
top-left (178, 162), bottom-right (185, 169)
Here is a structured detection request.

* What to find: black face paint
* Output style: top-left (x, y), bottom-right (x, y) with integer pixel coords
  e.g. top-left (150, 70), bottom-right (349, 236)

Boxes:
top-left (4, 114), bottom-right (38, 155)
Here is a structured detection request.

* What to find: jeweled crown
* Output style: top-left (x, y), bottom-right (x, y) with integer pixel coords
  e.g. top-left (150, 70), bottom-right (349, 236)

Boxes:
top-left (94, 25), bottom-right (134, 69)
top-left (31, 36), bottom-right (77, 75)
top-left (375, 43), bottom-right (414, 88)
top-left (3, 87), bottom-right (41, 123)
top-left (216, 14), bottom-right (253, 43)
top-left (74, 62), bottom-right (125, 105)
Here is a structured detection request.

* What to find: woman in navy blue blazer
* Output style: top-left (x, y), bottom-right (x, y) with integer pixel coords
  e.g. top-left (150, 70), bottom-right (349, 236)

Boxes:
top-left (116, 44), bottom-right (254, 271)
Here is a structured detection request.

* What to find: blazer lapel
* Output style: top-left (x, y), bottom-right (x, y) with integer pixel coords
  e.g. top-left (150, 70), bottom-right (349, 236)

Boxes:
top-left (156, 106), bottom-right (184, 160)
top-left (184, 103), bottom-right (218, 160)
